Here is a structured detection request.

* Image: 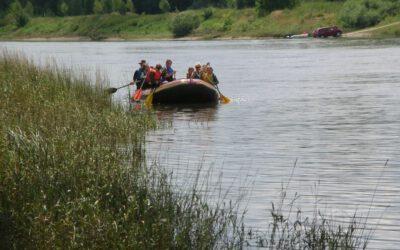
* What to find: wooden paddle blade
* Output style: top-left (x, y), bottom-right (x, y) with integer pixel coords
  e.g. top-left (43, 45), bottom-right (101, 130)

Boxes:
top-left (219, 94), bottom-right (231, 104)
top-left (144, 93), bottom-right (153, 107)
top-left (107, 87), bottom-right (118, 94)
top-left (133, 89), bottom-right (142, 101)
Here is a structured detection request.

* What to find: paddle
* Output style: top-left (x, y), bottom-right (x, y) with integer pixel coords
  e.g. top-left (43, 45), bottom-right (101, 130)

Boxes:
top-left (215, 84), bottom-right (231, 104)
top-left (132, 80), bottom-right (145, 102)
top-left (144, 87), bottom-right (155, 107)
top-left (106, 83), bottom-right (131, 94)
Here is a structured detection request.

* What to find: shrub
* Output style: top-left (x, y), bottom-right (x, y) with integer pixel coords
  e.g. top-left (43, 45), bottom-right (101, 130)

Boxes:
top-left (24, 1), bottom-right (34, 16)
top-left (88, 28), bottom-right (107, 40)
top-left (255, 0), bottom-right (268, 17)
top-left (256, 0), bottom-right (297, 16)
top-left (6, 0), bottom-right (30, 27)
top-left (171, 12), bottom-right (200, 37)
top-left (0, 18), bottom-right (7, 27)
top-left (112, 0), bottom-right (126, 14)
top-left (125, 0), bottom-right (135, 13)
top-left (93, 0), bottom-right (104, 14)
top-left (203, 8), bottom-right (213, 20)
top-left (58, 1), bottom-right (69, 16)
top-left (159, 0), bottom-right (171, 13)
top-left (340, 0), bottom-right (399, 28)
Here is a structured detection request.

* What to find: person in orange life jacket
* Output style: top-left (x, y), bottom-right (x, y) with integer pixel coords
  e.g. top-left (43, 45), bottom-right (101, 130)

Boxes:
top-left (145, 64), bottom-right (163, 88)
top-left (202, 66), bottom-right (219, 85)
top-left (162, 59), bottom-right (176, 82)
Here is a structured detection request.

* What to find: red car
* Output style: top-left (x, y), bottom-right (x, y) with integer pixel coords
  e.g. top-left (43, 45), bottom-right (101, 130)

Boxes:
top-left (312, 26), bottom-right (342, 38)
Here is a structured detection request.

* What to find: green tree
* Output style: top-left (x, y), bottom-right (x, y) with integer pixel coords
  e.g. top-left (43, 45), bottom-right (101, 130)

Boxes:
top-left (103, 0), bottom-right (113, 13)
top-left (93, 0), bottom-right (104, 14)
top-left (69, 0), bottom-right (84, 15)
top-left (24, 1), bottom-right (34, 16)
top-left (225, 0), bottom-right (236, 8)
top-left (159, 0), bottom-right (170, 13)
top-left (267, 0), bottom-right (296, 12)
top-left (133, 0), bottom-right (161, 14)
top-left (7, 0), bottom-right (30, 27)
top-left (255, 0), bottom-right (267, 16)
top-left (112, 0), bottom-right (125, 14)
top-left (236, 0), bottom-right (255, 8)
top-left (83, 0), bottom-right (95, 15)
top-left (58, 1), bottom-right (69, 16)
top-left (126, 0), bottom-right (135, 13)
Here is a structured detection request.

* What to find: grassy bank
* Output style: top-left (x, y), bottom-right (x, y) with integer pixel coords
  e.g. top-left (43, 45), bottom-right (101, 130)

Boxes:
top-left (0, 1), bottom-right (345, 40)
top-left (0, 53), bottom-right (245, 248)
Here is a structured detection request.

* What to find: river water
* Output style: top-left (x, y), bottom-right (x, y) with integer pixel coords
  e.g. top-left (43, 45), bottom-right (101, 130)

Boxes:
top-left (1, 39), bottom-right (400, 249)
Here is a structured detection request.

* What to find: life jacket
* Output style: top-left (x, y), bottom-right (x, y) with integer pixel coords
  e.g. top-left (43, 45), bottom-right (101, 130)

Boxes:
top-left (201, 72), bottom-right (211, 83)
top-left (145, 67), bottom-right (161, 83)
top-left (154, 70), bottom-right (162, 81)
top-left (202, 72), bottom-right (218, 85)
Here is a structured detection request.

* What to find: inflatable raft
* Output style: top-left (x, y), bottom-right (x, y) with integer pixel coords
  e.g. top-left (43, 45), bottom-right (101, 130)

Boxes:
top-left (145, 79), bottom-right (219, 105)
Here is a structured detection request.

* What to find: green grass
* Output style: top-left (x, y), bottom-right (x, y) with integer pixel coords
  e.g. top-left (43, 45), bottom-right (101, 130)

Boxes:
top-left (366, 15), bottom-right (400, 38)
top-left (0, 53), bottom-right (245, 248)
top-left (0, 1), bottom-right (347, 40)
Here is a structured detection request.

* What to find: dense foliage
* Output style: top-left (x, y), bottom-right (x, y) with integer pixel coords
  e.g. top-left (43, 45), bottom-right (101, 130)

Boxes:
top-left (0, 0), bottom-right (306, 17)
top-left (339, 0), bottom-right (400, 28)
top-left (171, 12), bottom-right (200, 37)
top-left (6, 0), bottom-right (398, 28)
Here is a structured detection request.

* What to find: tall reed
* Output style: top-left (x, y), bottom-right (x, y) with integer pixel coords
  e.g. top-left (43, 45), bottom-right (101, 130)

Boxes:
top-left (0, 52), bottom-right (243, 249)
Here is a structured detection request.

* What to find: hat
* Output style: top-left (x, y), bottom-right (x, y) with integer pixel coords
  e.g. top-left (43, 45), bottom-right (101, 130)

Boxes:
top-left (138, 59), bottom-right (146, 65)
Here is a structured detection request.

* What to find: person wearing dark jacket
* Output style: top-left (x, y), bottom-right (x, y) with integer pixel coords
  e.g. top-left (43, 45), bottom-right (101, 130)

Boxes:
top-left (132, 59), bottom-right (147, 89)
top-left (192, 63), bottom-right (203, 79)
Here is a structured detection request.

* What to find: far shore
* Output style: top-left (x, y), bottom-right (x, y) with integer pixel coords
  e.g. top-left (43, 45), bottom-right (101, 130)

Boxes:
top-left (1, 4), bottom-right (399, 42)
top-left (2, 27), bottom-right (396, 42)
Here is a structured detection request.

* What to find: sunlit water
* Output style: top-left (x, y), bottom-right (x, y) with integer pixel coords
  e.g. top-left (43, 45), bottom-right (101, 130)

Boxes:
top-left (2, 39), bottom-right (400, 249)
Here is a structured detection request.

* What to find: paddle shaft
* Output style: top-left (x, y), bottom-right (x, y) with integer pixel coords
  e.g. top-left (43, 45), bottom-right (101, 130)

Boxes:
top-left (215, 84), bottom-right (230, 104)
top-left (107, 83), bottom-right (131, 94)
top-left (117, 83), bottom-right (131, 90)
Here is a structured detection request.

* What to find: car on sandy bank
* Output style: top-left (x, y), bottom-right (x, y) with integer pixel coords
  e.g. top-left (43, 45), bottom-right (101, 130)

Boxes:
top-left (312, 26), bottom-right (342, 38)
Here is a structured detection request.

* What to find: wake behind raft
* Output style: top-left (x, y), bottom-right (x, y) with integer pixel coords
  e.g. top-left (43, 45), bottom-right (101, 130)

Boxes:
top-left (138, 79), bottom-right (220, 105)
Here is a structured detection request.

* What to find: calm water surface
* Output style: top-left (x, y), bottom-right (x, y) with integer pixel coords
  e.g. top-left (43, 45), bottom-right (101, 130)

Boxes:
top-left (2, 39), bottom-right (400, 249)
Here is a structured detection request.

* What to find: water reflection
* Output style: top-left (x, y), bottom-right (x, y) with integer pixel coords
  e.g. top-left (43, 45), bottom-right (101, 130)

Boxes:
top-left (154, 104), bottom-right (219, 123)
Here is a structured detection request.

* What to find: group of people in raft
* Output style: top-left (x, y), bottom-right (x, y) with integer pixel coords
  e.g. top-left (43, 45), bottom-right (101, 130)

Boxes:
top-left (130, 59), bottom-right (219, 90)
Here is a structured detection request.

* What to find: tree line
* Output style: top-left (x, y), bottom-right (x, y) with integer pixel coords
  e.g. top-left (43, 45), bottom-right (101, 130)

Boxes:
top-left (2, 0), bottom-right (399, 31)
top-left (1, 0), bottom-right (346, 17)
